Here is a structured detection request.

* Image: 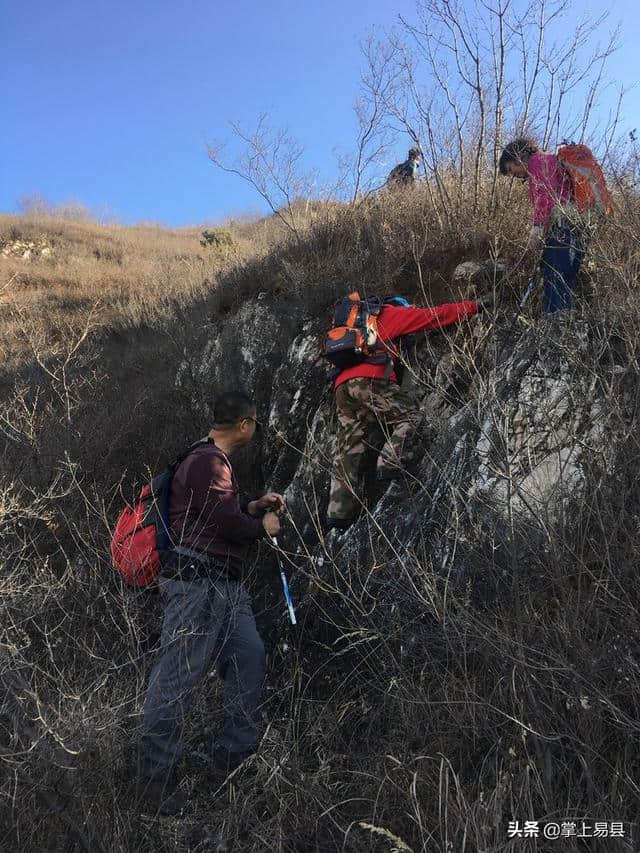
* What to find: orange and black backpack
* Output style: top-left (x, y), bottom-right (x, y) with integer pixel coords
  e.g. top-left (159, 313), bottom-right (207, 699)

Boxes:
top-left (557, 143), bottom-right (613, 215)
top-left (110, 439), bottom-right (208, 587)
top-left (321, 291), bottom-right (394, 378)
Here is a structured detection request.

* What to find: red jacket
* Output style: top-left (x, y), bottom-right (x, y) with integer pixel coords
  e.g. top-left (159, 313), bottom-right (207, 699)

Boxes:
top-left (333, 300), bottom-right (479, 389)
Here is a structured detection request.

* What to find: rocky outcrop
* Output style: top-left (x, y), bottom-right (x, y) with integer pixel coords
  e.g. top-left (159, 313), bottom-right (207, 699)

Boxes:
top-left (179, 299), bottom-right (629, 590)
top-left (452, 259), bottom-right (506, 292)
top-left (1, 239), bottom-right (53, 259)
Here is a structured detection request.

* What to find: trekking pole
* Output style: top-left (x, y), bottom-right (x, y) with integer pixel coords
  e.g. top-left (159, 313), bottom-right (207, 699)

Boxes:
top-left (272, 537), bottom-right (296, 625)
top-left (518, 266), bottom-right (542, 311)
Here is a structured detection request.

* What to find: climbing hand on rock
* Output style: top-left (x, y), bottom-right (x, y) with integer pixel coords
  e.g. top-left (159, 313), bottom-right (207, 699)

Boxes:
top-left (526, 224), bottom-right (544, 251)
top-left (476, 293), bottom-right (495, 311)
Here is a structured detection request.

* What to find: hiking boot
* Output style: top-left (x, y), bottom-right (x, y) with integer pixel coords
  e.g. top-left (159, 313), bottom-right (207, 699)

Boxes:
top-left (210, 747), bottom-right (251, 775)
top-left (325, 517), bottom-right (357, 532)
top-left (189, 740), bottom-right (252, 774)
top-left (136, 773), bottom-right (188, 817)
top-left (376, 468), bottom-right (402, 483)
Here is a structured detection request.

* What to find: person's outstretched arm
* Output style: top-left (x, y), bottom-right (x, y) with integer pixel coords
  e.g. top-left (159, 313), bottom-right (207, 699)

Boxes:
top-left (378, 301), bottom-right (480, 342)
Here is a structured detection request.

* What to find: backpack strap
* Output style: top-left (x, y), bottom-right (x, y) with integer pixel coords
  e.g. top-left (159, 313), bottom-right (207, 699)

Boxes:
top-left (159, 438), bottom-right (213, 549)
top-left (381, 357), bottom-right (395, 383)
top-left (173, 437), bottom-right (212, 467)
top-left (392, 334), bottom-right (418, 385)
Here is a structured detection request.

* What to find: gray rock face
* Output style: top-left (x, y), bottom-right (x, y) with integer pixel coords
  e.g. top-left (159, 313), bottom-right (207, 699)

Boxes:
top-left (178, 299), bottom-right (625, 585)
top-left (452, 259), bottom-right (506, 293)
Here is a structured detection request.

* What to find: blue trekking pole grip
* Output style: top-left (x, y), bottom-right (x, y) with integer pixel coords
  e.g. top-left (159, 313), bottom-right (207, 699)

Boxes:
top-left (272, 537), bottom-right (296, 625)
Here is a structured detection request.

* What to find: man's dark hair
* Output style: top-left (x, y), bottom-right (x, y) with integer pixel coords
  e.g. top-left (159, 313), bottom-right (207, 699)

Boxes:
top-left (498, 137), bottom-right (539, 174)
top-left (212, 391), bottom-right (256, 427)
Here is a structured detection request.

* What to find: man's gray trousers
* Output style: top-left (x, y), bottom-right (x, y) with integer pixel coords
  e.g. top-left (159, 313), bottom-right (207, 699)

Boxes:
top-left (139, 575), bottom-right (265, 779)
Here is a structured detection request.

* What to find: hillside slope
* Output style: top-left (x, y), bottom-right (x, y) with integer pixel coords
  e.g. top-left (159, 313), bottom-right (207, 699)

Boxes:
top-left (0, 199), bottom-right (639, 852)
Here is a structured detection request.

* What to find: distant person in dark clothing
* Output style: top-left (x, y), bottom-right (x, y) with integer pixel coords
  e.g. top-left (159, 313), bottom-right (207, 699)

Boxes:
top-left (386, 147), bottom-right (422, 188)
top-left (137, 391), bottom-right (284, 816)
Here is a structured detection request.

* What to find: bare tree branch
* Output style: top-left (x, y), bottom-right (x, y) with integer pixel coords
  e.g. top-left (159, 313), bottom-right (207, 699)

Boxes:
top-left (208, 115), bottom-right (316, 239)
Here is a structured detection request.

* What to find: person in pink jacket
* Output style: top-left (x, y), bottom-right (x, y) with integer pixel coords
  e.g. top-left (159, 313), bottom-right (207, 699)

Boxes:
top-left (499, 137), bottom-right (585, 313)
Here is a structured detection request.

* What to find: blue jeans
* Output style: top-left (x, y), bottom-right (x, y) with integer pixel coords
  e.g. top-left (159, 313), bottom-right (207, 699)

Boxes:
top-left (541, 222), bottom-right (585, 314)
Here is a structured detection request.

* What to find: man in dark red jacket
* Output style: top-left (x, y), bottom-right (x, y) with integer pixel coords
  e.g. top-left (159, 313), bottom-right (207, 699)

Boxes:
top-left (137, 391), bottom-right (283, 816)
top-left (327, 294), bottom-right (489, 529)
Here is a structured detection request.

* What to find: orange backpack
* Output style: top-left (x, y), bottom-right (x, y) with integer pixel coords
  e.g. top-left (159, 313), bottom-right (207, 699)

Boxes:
top-left (557, 144), bottom-right (613, 215)
top-left (321, 292), bottom-right (391, 373)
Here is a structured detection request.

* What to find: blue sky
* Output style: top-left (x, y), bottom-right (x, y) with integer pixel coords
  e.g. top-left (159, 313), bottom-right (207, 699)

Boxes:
top-left (1, 0), bottom-right (638, 226)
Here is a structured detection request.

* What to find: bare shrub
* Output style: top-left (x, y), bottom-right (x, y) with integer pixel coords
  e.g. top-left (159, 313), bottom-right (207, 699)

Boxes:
top-left (354, 0), bottom-right (621, 222)
top-left (208, 114), bottom-right (319, 241)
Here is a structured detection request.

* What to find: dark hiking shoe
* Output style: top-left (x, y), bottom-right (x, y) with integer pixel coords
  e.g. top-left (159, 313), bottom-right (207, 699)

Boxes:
top-left (189, 740), bottom-right (252, 773)
top-left (376, 470), bottom-right (420, 500)
top-left (191, 743), bottom-right (256, 790)
top-left (376, 468), bottom-right (402, 483)
top-left (136, 774), bottom-right (188, 817)
top-left (210, 747), bottom-right (252, 775)
top-left (325, 517), bottom-right (357, 532)
top-left (206, 748), bottom-right (260, 793)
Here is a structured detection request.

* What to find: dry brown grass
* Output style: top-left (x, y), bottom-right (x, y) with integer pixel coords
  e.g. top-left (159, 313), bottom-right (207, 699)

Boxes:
top-left (1, 178), bottom-right (640, 851)
top-left (0, 214), bottom-right (280, 375)
top-left (4, 174), bottom-right (634, 374)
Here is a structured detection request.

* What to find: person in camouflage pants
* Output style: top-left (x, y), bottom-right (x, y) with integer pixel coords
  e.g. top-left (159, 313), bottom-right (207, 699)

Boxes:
top-left (326, 294), bottom-right (487, 530)
top-left (327, 377), bottom-right (421, 524)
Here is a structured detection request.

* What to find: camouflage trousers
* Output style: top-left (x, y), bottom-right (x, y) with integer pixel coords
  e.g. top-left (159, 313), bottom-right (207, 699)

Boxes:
top-left (327, 377), bottom-right (421, 522)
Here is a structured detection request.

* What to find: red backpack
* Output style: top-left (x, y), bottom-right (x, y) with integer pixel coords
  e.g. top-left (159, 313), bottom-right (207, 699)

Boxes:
top-left (557, 143), bottom-right (613, 215)
top-left (110, 440), bottom-right (208, 587)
